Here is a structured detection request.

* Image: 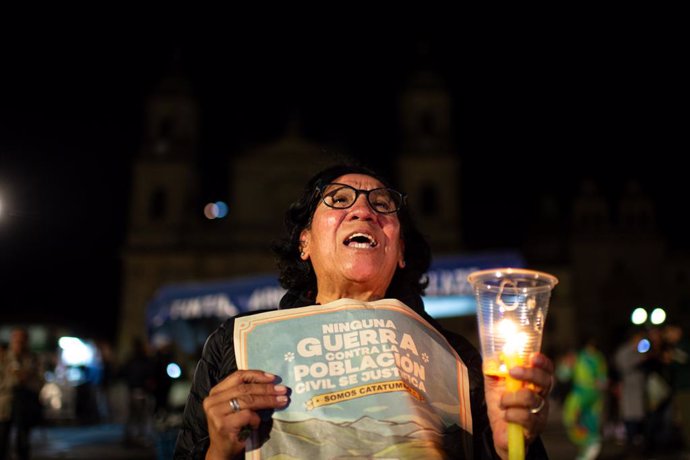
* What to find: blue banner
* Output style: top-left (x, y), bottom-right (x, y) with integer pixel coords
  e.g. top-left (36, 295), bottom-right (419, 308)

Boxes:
top-left (145, 251), bottom-right (523, 353)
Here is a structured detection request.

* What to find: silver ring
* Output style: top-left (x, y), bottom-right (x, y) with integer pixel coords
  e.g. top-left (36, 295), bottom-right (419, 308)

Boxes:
top-left (530, 396), bottom-right (545, 414)
top-left (229, 398), bottom-right (241, 413)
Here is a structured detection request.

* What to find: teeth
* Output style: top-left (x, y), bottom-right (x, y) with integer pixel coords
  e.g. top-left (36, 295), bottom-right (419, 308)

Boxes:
top-left (344, 232), bottom-right (378, 248)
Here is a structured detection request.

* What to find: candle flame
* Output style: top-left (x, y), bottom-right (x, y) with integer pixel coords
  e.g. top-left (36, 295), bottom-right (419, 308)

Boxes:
top-left (497, 319), bottom-right (517, 337)
top-left (498, 319), bottom-right (528, 356)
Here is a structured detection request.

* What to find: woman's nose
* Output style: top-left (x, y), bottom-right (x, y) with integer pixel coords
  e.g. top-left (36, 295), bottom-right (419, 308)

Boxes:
top-left (348, 194), bottom-right (375, 220)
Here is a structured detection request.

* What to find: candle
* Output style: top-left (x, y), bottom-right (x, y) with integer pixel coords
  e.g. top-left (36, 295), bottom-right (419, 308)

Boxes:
top-left (499, 319), bottom-right (526, 460)
top-left (468, 268), bottom-right (558, 460)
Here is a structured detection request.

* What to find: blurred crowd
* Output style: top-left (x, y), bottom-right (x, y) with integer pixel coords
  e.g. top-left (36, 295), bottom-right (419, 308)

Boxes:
top-left (0, 327), bottom-right (194, 460)
top-left (553, 323), bottom-right (690, 460)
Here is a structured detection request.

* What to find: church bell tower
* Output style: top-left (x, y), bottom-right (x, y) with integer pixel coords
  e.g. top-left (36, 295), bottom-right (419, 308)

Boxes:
top-left (397, 69), bottom-right (461, 253)
top-left (118, 73), bottom-right (201, 356)
top-left (128, 75), bottom-right (200, 248)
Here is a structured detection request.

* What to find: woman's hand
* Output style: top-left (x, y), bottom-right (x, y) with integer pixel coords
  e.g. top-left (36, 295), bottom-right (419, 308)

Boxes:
top-left (484, 353), bottom-right (554, 460)
top-left (203, 370), bottom-right (289, 459)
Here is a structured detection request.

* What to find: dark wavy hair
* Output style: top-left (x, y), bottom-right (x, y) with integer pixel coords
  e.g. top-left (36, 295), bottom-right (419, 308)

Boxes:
top-left (272, 164), bottom-right (431, 312)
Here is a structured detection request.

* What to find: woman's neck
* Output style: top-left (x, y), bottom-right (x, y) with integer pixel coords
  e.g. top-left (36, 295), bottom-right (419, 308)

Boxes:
top-left (315, 283), bottom-right (386, 305)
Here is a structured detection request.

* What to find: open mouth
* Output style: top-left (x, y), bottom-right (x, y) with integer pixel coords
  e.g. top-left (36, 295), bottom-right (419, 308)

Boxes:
top-left (343, 232), bottom-right (378, 248)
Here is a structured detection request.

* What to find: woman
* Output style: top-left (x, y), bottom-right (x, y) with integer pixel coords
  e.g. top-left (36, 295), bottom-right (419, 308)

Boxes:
top-left (175, 164), bottom-right (553, 459)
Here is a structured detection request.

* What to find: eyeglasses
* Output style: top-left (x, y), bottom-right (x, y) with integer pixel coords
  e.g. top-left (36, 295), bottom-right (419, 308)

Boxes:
top-left (317, 183), bottom-right (406, 214)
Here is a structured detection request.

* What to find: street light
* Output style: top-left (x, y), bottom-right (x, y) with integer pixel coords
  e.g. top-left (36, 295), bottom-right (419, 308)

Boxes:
top-left (631, 307), bottom-right (648, 325)
top-left (650, 308), bottom-right (667, 325)
top-left (630, 307), bottom-right (668, 326)
top-left (637, 338), bottom-right (651, 353)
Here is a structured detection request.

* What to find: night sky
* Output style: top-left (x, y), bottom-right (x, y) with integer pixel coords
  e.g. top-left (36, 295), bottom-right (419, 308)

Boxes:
top-left (0, 25), bottom-right (686, 340)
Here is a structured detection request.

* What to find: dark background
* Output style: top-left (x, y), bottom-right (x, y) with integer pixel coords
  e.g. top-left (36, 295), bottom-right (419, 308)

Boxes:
top-left (0, 24), bottom-right (686, 340)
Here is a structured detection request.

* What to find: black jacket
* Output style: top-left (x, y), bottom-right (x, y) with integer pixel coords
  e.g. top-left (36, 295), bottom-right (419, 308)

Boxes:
top-left (174, 295), bottom-right (548, 459)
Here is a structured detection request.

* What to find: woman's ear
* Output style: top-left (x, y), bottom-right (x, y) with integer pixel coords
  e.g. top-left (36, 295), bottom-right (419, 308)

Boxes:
top-left (398, 238), bottom-right (406, 269)
top-left (299, 229), bottom-right (310, 260)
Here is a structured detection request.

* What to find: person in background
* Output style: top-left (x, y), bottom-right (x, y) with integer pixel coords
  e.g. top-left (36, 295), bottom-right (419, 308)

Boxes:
top-left (95, 339), bottom-right (116, 422)
top-left (642, 327), bottom-right (674, 452)
top-left (121, 337), bottom-right (155, 448)
top-left (614, 329), bottom-right (647, 450)
top-left (663, 324), bottom-right (689, 448)
top-left (151, 334), bottom-right (175, 416)
top-left (0, 328), bottom-right (44, 460)
top-left (563, 337), bottom-right (608, 460)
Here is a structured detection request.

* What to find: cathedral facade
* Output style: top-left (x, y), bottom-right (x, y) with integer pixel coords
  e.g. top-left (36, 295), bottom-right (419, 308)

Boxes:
top-left (117, 70), bottom-right (462, 356)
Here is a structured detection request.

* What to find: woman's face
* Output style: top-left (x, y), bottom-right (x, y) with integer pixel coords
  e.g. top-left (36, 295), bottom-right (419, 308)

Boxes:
top-left (300, 174), bottom-right (404, 299)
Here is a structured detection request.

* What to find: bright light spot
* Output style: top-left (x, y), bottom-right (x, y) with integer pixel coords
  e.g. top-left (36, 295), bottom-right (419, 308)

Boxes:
top-left (498, 319), bottom-right (527, 355)
top-left (58, 336), bottom-right (94, 366)
top-left (631, 308), bottom-right (648, 325)
top-left (504, 332), bottom-right (528, 355)
top-left (58, 336), bottom-right (80, 349)
top-left (204, 203), bottom-right (217, 220)
top-left (650, 308), bottom-right (666, 325)
top-left (637, 338), bottom-right (651, 353)
top-left (497, 319), bottom-right (517, 338)
top-left (204, 201), bottom-right (228, 219)
top-left (167, 363), bottom-right (182, 379)
top-left (215, 201), bottom-right (228, 218)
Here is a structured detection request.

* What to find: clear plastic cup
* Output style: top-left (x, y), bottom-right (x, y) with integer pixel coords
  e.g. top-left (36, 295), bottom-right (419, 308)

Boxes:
top-left (467, 268), bottom-right (558, 377)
